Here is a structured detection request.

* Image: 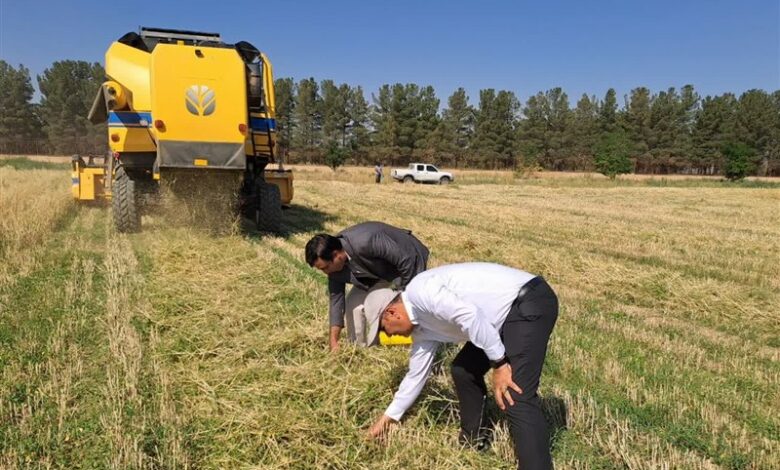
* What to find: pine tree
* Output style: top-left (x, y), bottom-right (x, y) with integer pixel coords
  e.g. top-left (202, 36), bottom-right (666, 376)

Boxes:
top-left (412, 85), bottom-right (440, 156)
top-left (320, 80), bottom-right (351, 147)
top-left (734, 89), bottom-right (779, 176)
top-left (545, 88), bottom-right (573, 170)
top-left (770, 90), bottom-right (780, 175)
top-left (647, 88), bottom-right (684, 173)
top-left (430, 88), bottom-right (474, 166)
top-left (0, 61), bottom-right (41, 153)
top-left (274, 77), bottom-right (296, 156)
top-left (676, 84), bottom-right (700, 159)
top-left (517, 88), bottom-right (572, 170)
top-left (492, 90), bottom-right (520, 168)
top-left (293, 78), bottom-right (322, 151)
top-left (518, 92), bottom-right (546, 167)
top-left (346, 86), bottom-right (370, 155)
top-left (624, 87), bottom-right (652, 156)
top-left (692, 94), bottom-right (737, 174)
top-left (370, 84), bottom-right (400, 159)
top-left (599, 88), bottom-right (619, 133)
top-left (570, 94), bottom-right (599, 170)
top-left (393, 83), bottom-right (417, 153)
top-left (473, 89), bottom-right (518, 168)
top-left (37, 60), bottom-right (106, 154)
top-left (370, 83), bottom-right (439, 162)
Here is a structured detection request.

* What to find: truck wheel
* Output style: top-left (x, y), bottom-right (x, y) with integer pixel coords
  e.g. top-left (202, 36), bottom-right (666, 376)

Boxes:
top-left (439, 176), bottom-right (451, 185)
top-left (112, 168), bottom-right (140, 233)
top-left (255, 181), bottom-right (282, 233)
top-left (403, 175), bottom-right (414, 184)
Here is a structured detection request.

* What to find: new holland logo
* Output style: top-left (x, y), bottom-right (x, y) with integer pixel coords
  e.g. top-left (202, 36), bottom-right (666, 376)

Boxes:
top-left (185, 85), bottom-right (216, 116)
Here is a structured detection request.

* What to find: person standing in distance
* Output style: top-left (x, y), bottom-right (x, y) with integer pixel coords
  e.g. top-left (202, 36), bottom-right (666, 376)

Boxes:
top-left (304, 221), bottom-right (429, 351)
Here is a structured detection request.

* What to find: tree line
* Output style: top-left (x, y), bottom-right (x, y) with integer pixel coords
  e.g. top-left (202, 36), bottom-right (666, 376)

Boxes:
top-left (0, 60), bottom-right (106, 155)
top-left (2, 59), bottom-right (778, 176)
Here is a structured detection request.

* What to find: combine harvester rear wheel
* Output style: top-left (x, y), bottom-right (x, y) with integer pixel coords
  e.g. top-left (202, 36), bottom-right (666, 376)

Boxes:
top-left (111, 168), bottom-right (140, 233)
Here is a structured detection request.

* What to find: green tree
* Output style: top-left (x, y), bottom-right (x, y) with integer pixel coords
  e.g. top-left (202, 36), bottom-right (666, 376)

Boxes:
top-left (473, 89), bottom-right (519, 168)
top-left (569, 93), bottom-right (599, 170)
top-left (518, 92), bottom-right (546, 167)
top-left (594, 130), bottom-right (633, 179)
top-left (676, 84), bottom-right (700, 158)
top-left (0, 61), bottom-right (41, 153)
top-left (391, 84), bottom-right (423, 154)
top-left (517, 88), bottom-right (572, 170)
top-left (771, 90), bottom-right (780, 175)
top-left (274, 77), bottom-right (296, 156)
top-left (624, 87), bottom-right (652, 156)
top-left (293, 78), bottom-right (322, 151)
top-left (734, 89), bottom-right (779, 176)
top-left (722, 141), bottom-right (755, 180)
top-left (412, 85), bottom-right (440, 156)
top-left (646, 88), bottom-right (686, 173)
top-left (370, 84), bottom-right (400, 158)
top-left (430, 87), bottom-right (474, 166)
top-left (599, 88), bottom-right (619, 133)
top-left (324, 140), bottom-right (349, 171)
top-left (320, 80), bottom-right (351, 146)
top-left (370, 83), bottom-right (439, 163)
top-left (692, 94), bottom-right (737, 174)
top-left (37, 60), bottom-right (106, 154)
top-left (346, 86), bottom-right (371, 155)
top-left (544, 88), bottom-right (573, 169)
top-left (391, 84), bottom-right (415, 152)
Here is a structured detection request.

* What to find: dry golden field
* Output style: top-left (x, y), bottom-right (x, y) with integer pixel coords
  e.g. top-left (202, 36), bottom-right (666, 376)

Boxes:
top-left (1, 157), bottom-right (778, 469)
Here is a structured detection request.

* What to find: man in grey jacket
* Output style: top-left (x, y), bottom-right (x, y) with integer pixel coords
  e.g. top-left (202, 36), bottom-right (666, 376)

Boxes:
top-left (304, 221), bottom-right (429, 351)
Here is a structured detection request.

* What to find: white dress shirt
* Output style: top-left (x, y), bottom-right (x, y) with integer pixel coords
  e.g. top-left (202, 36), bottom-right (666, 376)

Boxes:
top-left (384, 262), bottom-right (536, 420)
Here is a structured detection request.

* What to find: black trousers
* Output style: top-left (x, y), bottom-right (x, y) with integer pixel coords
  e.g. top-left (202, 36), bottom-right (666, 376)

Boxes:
top-left (450, 278), bottom-right (558, 470)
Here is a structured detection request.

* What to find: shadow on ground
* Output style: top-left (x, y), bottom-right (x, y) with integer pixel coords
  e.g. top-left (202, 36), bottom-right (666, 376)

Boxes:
top-left (541, 395), bottom-right (568, 450)
top-left (386, 358), bottom-right (568, 454)
top-left (241, 204), bottom-right (333, 239)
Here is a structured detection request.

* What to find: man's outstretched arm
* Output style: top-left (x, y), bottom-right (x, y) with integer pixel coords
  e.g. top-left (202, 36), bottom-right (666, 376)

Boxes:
top-left (328, 277), bottom-right (346, 351)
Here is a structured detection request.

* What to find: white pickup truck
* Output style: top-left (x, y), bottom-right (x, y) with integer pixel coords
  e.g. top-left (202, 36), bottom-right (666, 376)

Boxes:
top-left (391, 163), bottom-right (454, 184)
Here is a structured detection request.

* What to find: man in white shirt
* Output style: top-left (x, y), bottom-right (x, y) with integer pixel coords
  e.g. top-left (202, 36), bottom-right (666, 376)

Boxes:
top-left (363, 262), bottom-right (558, 470)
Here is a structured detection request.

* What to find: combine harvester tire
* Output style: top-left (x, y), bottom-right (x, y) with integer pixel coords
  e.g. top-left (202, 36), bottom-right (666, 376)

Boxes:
top-left (112, 168), bottom-right (140, 233)
top-left (255, 182), bottom-right (282, 233)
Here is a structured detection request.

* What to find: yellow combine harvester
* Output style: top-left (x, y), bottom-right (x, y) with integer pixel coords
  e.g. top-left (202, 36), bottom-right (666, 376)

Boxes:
top-left (73, 27), bottom-right (292, 232)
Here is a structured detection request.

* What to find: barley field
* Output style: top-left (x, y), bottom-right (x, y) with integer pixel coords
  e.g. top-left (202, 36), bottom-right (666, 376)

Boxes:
top-left (1, 157), bottom-right (778, 469)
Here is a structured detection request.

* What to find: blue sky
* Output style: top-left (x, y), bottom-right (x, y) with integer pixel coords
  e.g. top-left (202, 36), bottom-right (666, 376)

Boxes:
top-left (1, 0), bottom-right (778, 105)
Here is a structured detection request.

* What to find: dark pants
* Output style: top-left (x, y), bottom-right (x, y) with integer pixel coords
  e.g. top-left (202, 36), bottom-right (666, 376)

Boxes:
top-left (450, 278), bottom-right (558, 470)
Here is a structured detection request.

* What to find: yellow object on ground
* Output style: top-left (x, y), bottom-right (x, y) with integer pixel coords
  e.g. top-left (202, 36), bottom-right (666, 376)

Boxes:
top-left (379, 331), bottom-right (413, 346)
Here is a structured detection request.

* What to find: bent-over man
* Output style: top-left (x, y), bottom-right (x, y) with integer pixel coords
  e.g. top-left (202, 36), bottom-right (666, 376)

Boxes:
top-left (304, 221), bottom-right (429, 351)
top-left (363, 262), bottom-right (558, 470)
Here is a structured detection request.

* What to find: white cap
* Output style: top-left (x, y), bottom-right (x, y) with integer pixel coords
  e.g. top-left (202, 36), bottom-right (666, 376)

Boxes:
top-left (363, 288), bottom-right (400, 346)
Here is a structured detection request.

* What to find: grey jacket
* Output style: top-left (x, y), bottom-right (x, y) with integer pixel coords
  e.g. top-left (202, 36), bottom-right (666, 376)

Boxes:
top-left (328, 221), bottom-right (430, 328)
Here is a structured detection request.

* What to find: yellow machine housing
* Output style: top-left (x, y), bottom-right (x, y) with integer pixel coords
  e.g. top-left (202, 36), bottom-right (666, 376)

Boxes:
top-left (71, 156), bottom-right (107, 201)
top-left (150, 43), bottom-right (247, 169)
top-left (76, 27), bottom-right (292, 232)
